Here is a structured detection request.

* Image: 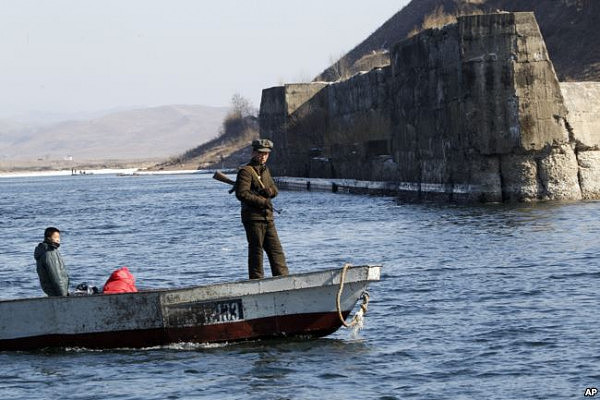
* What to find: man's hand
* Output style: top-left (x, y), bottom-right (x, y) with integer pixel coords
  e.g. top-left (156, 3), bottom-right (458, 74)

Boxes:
top-left (263, 198), bottom-right (274, 210)
top-left (259, 187), bottom-right (275, 198)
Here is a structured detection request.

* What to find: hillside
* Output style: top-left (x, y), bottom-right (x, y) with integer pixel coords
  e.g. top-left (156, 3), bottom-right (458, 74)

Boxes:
top-left (316, 0), bottom-right (600, 82)
top-left (0, 105), bottom-right (228, 164)
top-left (153, 115), bottom-right (259, 171)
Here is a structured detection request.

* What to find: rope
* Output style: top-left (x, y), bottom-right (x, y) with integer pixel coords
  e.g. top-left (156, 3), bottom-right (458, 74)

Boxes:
top-left (336, 263), bottom-right (370, 329)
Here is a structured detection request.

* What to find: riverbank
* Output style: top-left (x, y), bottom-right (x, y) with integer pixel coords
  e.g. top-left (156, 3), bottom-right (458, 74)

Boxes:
top-left (0, 158), bottom-right (161, 173)
top-left (0, 168), bottom-right (204, 179)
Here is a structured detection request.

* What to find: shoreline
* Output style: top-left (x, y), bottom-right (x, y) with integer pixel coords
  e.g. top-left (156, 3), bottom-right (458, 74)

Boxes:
top-left (0, 168), bottom-right (204, 179)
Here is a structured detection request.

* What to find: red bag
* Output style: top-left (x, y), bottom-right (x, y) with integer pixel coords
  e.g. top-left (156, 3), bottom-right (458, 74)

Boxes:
top-left (103, 266), bottom-right (138, 294)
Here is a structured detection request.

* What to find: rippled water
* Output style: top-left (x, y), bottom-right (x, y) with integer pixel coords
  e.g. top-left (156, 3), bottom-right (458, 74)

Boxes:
top-left (1, 173), bottom-right (599, 399)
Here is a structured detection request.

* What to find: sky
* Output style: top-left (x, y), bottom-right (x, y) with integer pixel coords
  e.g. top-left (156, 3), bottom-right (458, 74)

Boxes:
top-left (1, 0), bottom-right (410, 119)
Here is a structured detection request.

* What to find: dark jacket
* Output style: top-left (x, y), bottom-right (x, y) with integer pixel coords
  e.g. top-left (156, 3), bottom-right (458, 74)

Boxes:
top-left (235, 161), bottom-right (278, 222)
top-left (34, 241), bottom-right (69, 296)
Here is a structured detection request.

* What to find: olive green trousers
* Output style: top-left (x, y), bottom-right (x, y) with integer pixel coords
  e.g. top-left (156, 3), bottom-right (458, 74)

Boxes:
top-left (243, 221), bottom-right (288, 279)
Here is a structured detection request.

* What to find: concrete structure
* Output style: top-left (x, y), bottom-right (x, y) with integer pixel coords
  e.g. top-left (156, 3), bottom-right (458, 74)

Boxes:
top-left (259, 12), bottom-right (600, 202)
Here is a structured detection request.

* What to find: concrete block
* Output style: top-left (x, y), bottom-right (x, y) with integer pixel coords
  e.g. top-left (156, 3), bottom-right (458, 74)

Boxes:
top-left (514, 61), bottom-right (568, 150)
top-left (285, 83), bottom-right (329, 115)
top-left (501, 154), bottom-right (540, 201)
top-left (561, 82), bottom-right (600, 149)
top-left (370, 155), bottom-right (398, 181)
top-left (538, 145), bottom-right (582, 200)
top-left (577, 150), bottom-right (600, 199)
top-left (421, 158), bottom-right (447, 184)
top-left (259, 11), bottom-right (600, 203)
top-left (469, 154), bottom-right (503, 202)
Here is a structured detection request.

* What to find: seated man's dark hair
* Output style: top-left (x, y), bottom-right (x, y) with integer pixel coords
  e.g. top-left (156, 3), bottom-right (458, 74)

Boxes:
top-left (44, 227), bottom-right (60, 240)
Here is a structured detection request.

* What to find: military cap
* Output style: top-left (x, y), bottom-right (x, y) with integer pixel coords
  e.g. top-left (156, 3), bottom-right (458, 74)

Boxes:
top-left (252, 138), bottom-right (274, 153)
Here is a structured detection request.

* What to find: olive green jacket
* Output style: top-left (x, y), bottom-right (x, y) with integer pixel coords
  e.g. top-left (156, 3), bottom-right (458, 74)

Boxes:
top-left (235, 161), bottom-right (278, 222)
top-left (34, 241), bottom-right (69, 296)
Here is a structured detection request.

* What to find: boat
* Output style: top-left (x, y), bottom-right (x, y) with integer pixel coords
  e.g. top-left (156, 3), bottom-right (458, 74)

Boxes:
top-left (0, 265), bottom-right (380, 350)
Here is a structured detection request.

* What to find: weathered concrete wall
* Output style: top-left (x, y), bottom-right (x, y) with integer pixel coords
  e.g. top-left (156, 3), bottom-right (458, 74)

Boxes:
top-left (561, 82), bottom-right (600, 148)
top-left (260, 83), bottom-right (329, 176)
top-left (324, 67), bottom-right (393, 180)
top-left (259, 12), bottom-right (600, 203)
top-left (561, 82), bottom-right (600, 198)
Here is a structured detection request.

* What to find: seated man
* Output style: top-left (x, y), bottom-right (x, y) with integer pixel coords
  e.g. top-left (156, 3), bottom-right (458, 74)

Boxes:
top-left (34, 227), bottom-right (69, 296)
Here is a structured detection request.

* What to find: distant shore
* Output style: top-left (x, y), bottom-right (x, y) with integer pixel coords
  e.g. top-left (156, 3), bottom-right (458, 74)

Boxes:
top-left (0, 157), bottom-right (163, 171)
top-left (0, 157), bottom-right (205, 178)
top-left (0, 168), bottom-right (205, 179)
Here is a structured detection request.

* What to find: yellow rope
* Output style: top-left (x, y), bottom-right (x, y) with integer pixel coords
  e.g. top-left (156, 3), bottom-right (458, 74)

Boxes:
top-left (336, 263), bottom-right (370, 328)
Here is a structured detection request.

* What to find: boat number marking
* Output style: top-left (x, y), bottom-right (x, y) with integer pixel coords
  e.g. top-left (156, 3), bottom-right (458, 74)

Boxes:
top-left (166, 299), bottom-right (244, 326)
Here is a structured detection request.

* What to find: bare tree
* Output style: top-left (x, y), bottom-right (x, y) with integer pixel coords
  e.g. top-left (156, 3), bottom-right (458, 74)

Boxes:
top-left (230, 93), bottom-right (256, 118)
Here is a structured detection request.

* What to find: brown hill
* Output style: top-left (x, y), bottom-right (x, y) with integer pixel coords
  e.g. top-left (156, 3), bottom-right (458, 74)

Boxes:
top-left (0, 105), bottom-right (228, 163)
top-left (153, 115), bottom-right (259, 171)
top-left (316, 0), bottom-right (600, 82)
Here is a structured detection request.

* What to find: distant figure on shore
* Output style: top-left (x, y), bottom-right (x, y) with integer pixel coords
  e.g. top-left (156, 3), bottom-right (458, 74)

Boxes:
top-left (235, 139), bottom-right (289, 279)
top-left (34, 227), bottom-right (70, 296)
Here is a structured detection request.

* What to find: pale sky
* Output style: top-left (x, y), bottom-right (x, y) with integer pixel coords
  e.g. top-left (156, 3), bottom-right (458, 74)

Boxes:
top-left (1, 0), bottom-right (410, 119)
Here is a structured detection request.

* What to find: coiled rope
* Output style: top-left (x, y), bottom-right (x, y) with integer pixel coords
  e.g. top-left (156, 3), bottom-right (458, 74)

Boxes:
top-left (336, 263), bottom-right (370, 329)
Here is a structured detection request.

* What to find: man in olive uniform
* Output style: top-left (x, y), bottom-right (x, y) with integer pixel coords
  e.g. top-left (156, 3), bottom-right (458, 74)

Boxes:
top-left (235, 139), bottom-right (289, 279)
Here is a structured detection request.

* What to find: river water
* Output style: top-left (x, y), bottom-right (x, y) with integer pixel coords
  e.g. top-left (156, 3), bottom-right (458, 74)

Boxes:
top-left (0, 173), bottom-right (598, 399)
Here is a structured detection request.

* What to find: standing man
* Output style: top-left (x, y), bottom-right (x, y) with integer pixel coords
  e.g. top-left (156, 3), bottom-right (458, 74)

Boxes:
top-left (235, 139), bottom-right (289, 279)
top-left (34, 227), bottom-right (70, 296)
